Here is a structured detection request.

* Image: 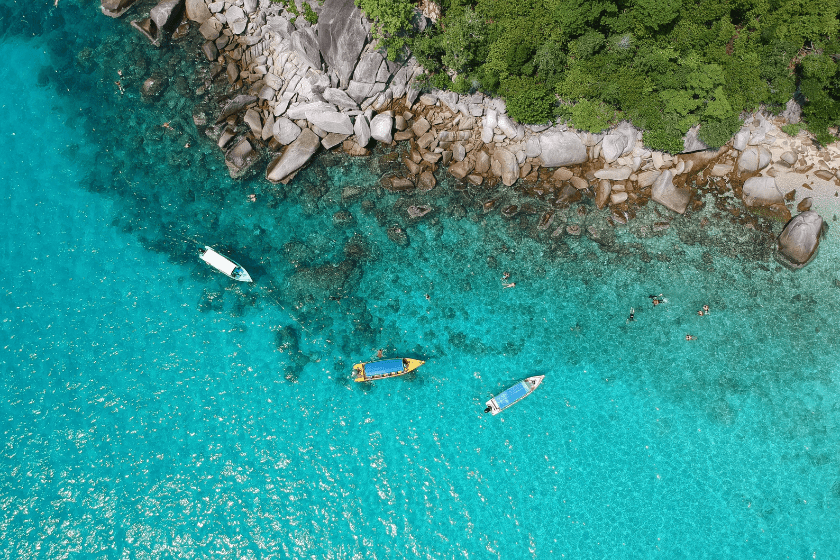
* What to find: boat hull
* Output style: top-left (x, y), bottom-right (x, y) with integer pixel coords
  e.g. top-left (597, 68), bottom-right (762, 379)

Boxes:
top-left (485, 375), bottom-right (544, 415)
top-left (353, 358), bottom-right (424, 382)
top-left (199, 246), bottom-right (253, 282)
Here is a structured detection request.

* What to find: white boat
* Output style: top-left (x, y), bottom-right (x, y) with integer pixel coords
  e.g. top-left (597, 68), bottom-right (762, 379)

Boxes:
top-left (199, 246), bottom-right (253, 282)
top-left (484, 375), bottom-right (544, 415)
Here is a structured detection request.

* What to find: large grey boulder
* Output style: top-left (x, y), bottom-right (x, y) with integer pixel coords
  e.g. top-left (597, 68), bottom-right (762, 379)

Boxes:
top-left (306, 111), bottom-right (354, 135)
top-left (131, 0), bottom-right (184, 45)
top-left (594, 166), bottom-right (632, 180)
top-left (737, 146), bottom-right (772, 173)
top-left (346, 80), bottom-right (374, 103)
top-left (185, 0), bottom-right (211, 23)
top-left (151, 0), bottom-right (185, 32)
top-left (198, 16), bottom-right (222, 40)
top-left (651, 170), bottom-right (691, 214)
top-left (286, 101), bottom-right (336, 120)
top-left (741, 176), bottom-right (783, 207)
top-left (389, 64), bottom-right (414, 98)
top-left (353, 52), bottom-right (384, 84)
top-left (539, 131), bottom-right (587, 167)
top-left (317, 0), bottom-right (368, 88)
top-left (493, 148), bottom-right (519, 187)
top-left (777, 211), bottom-right (824, 268)
top-left (291, 27), bottom-right (322, 70)
top-left (272, 117), bottom-right (302, 145)
top-left (225, 5), bottom-right (247, 34)
top-left (525, 136), bottom-right (541, 158)
top-left (482, 109), bottom-right (498, 143)
top-left (782, 98), bottom-right (802, 125)
top-left (732, 130), bottom-right (749, 151)
top-left (323, 88), bottom-right (358, 109)
top-left (682, 124), bottom-right (709, 153)
top-left (215, 94), bottom-right (257, 123)
top-left (243, 108), bottom-right (262, 136)
top-left (266, 15), bottom-right (295, 39)
top-left (266, 129), bottom-right (321, 183)
top-left (102, 0), bottom-right (139, 18)
top-left (600, 134), bottom-right (627, 163)
top-left (225, 138), bottom-right (260, 180)
top-left (437, 91), bottom-right (458, 113)
top-left (369, 113), bottom-right (393, 144)
top-left (354, 114), bottom-right (371, 146)
top-left (614, 122), bottom-right (637, 150)
top-left (497, 114), bottom-right (519, 139)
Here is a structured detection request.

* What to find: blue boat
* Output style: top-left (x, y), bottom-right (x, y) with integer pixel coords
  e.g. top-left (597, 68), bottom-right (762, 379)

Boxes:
top-left (484, 376), bottom-right (544, 415)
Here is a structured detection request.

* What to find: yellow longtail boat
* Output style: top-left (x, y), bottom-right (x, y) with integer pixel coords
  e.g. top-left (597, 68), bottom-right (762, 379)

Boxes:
top-left (352, 358), bottom-right (425, 382)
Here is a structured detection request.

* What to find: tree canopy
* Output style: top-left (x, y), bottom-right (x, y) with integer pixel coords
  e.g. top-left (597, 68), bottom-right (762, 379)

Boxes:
top-left (356, 0), bottom-right (840, 151)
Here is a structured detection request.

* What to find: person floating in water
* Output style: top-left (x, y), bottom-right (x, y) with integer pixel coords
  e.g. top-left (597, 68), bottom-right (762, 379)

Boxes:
top-left (627, 307), bottom-right (635, 323)
top-left (703, 304), bottom-right (710, 313)
top-left (648, 293), bottom-right (667, 306)
top-left (483, 405), bottom-right (492, 414)
top-left (501, 272), bottom-right (511, 281)
top-left (503, 282), bottom-right (516, 289)
top-left (685, 334), bottom-right (696, 341)
top-left (376, 349), bottom-right (383, 359)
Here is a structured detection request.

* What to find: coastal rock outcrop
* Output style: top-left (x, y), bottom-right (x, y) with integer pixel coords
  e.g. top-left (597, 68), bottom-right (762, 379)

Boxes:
top-left (291, 27), bottom-right (322, 71)
top-left (185, 0), bottom-right (211, 23)
top-left (272, 117), bottom-right (302, 145)
top-left (741, 176), bottom-right (783, 207)
top-left (317, 0), bottom-right (368, 88)
top-left (539, 131), bottom-right (587, 167)
top-left (493, 147), bottom-right (519, 187)
top-left (651, 170), bottom-right (691, 214)
top-left (737, 146), bottom-right (772, 173)
top-left (131, 0), bottom-right (185, 46)
top-left (266, 129), bottom-right (321, 184)
top-left (101, 0), bottom-right (139, 18)
top-left (776, 211), bottom-right (824, 269)
top-left (369, 114), bottom-right (393, 144)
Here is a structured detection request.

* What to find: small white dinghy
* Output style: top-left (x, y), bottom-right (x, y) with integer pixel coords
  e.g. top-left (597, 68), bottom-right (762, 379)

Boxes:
top-left (484, 375), bottom-right (544, 415)
top-left (199, 246), bottom-right (253, 282)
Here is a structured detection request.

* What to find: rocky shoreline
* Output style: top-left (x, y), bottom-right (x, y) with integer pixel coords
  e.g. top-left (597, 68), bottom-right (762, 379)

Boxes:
top-left (102, 0), bottom-right (840, 269)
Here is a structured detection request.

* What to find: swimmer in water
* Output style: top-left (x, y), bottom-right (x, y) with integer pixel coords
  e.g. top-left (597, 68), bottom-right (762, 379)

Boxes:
top-left (627, 307), bottom-right (635, 323)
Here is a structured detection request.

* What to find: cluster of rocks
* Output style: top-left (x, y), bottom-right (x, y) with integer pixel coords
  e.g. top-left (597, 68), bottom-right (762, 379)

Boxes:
top-left (107, 0), bottom-right (840, 268)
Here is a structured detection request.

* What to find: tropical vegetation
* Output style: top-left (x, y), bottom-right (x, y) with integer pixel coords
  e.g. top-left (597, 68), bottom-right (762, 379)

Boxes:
top-left (355, 0), bottom-right (840, 152)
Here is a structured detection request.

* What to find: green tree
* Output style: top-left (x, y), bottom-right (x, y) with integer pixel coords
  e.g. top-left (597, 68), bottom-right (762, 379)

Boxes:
top-left (355, 0), bottom-right (415, 59)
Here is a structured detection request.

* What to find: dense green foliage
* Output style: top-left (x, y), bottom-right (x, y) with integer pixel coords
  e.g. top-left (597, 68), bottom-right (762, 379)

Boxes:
top-left (354, 0), bottom-right (416, 59)
top-left (355, 0), bottom-right (840, 151)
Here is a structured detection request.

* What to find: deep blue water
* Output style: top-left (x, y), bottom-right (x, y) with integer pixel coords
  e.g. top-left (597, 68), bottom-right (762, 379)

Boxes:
top-left (1, 2), bottom-right (839, 558)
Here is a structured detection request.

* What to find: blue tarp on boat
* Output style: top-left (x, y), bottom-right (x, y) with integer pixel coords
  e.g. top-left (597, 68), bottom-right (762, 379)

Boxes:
top-left (493, 381), bottom-right (530, 410)
top-left (364, 359), bottom-right (404, 376)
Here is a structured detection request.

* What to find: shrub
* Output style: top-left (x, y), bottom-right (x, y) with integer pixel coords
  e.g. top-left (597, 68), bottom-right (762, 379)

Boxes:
top-left (355, 0), bottom-right (415, 60)
top-left (567, 99), bottom-right (622, 133)
top-left (501, 76), bottom-right (556, 124)
top-left (781, 123), bottom-right (803, 136)
top-left (697, 114), bottom-right (741, 149)
top-left (302, 2), bottom-right (318, 24)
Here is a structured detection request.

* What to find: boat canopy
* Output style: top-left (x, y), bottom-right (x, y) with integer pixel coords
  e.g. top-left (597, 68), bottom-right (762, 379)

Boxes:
top-left (364, 359), bottom-right (404, 376)
top-left (493, 381), bottom-right (530, 410)
top-left (200, 248), bottom-right (237, 276)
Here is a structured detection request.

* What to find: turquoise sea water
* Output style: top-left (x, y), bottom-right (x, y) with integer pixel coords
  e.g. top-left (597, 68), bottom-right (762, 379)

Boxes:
top-left (2, 2), bottom-right (839, 557)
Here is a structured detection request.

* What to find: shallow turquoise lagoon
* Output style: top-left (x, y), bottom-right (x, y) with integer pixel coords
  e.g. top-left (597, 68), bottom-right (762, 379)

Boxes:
top-left (1, 2), bottom-right (839, 558)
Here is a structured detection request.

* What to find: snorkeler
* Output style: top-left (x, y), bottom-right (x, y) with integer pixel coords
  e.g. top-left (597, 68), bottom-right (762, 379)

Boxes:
top-left (627, 308), bottom-right (635, 323)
